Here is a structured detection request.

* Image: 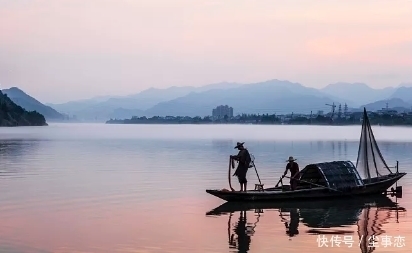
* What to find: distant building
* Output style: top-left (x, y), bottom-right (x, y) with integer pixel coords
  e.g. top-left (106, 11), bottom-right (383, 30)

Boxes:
top-left (377, 109), bottom-right (398, 115)
top-left (212, 105), bottom-right (233, 119)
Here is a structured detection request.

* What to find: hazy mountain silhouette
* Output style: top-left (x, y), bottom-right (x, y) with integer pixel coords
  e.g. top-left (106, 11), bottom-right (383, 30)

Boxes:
top-left (33, 79), bottom-right (412, 120)
top-left (398, 83), bottom-right (412, 88)
top-left (360, 98), bottom-right (411, 112)
top-left (389, 87), bottom-right (412, 104)
top-left (2, 87), bottom-right (66, 121)
top-left (144, 80), bottom-right (347, 117)
top-left (47, 82), bottom-right (242, 121)
top-left (321, 82), bottom-right (396, 107)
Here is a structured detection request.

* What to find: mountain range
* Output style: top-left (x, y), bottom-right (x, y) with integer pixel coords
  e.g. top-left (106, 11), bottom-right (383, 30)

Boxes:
top-left (3, 80), bottom-right (412, 122)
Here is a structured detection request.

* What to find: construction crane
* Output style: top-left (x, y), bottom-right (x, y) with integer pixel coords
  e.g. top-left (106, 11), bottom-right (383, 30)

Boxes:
top-left (310, 111), bottom-right (312, 124)
top-left (325, 103), bottom-right (336, 119)
top-left (344, 103), bottom-right (348, 117)
top-left (338, 104), bottom-right (342, 118)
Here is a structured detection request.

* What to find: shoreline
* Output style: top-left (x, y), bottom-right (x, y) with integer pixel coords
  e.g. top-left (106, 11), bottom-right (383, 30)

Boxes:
top-left (105, 112), bottom-right (412, 127)
top-left (105, 121), bottom-right (412, 127)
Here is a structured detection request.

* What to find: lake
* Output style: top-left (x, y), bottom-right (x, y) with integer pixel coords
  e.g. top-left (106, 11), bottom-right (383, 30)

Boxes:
top-left (0, 123), bottom-right (411, 253)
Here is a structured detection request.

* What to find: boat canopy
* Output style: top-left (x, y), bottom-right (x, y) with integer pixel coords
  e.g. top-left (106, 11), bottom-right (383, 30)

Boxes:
top-left (299, 161), bottom-right (365, 190)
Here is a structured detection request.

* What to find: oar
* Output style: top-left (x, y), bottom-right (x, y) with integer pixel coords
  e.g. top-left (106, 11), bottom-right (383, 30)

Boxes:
top-left (251, 160), bottom-right (262, 186)
top-left (275, 176), bottom-right (284, 187)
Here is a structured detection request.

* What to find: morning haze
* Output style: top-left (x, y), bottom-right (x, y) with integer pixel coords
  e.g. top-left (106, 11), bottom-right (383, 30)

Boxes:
top-left (1, 2), bottom-right (412, 253)
top-left (0, 0), bottom-right (411, 103)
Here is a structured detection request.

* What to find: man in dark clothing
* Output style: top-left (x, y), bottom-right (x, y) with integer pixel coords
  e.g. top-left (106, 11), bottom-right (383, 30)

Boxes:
top-left (283, 156), bottom-right (300, 191)
top-left (230, 142), bottom-right (251, 192)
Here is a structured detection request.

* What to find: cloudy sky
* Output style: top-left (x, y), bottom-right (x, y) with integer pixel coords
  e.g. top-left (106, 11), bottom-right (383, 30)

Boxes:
top-left (0, 0), bottom-right (411, 103)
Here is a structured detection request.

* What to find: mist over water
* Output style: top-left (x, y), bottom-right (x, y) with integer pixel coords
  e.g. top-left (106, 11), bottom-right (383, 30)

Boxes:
top-left (0, 123), bottom-right (410, 253)
top-left (1, 123), bottom-right (412, 142)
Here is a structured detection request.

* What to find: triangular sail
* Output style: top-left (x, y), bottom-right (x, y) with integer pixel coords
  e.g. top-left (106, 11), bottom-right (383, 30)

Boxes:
top-left (355, 108), bottom-right (392, 180)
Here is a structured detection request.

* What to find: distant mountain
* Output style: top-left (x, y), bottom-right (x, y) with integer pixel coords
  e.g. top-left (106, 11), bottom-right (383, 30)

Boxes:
top-left (389, 87), bottom-right (412, 104)
top-left (144, 80), bottom-right (346, 117)
top-left (360, 98), bottom-right (411, 112)
top-left (321, 82), bottom-right (395, 107)
top-left (0, 91), bottom-right (47, 126)
top-left (2, 87), bottom-right (66, 121)
top-left (189, 82), bottom-right (243, 92)
top-left (48, 82), bottom-right (243, 121)
top-left (42, 80), bottom-right (412, 120)
top-left (398, 83), bottom-right (412, 88)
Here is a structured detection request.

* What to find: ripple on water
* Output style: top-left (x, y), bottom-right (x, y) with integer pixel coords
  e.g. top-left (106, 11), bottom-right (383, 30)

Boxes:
top-left (0, 124), bottom-right (411, 253)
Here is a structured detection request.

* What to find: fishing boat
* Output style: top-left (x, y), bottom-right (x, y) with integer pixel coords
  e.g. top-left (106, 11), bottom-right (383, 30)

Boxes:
top-left (206, 108), bottom-right (406, 202)
top-left (206, 194), bottom-right (402, 216)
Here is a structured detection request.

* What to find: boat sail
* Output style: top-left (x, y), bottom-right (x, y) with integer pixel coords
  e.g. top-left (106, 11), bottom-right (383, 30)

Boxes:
top-left (355, 108), bottom-right (394, 181)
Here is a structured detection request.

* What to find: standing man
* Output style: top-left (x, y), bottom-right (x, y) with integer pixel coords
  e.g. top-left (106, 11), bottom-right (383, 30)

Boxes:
top-left (283, 156), bottom-right (300, 191)
top-left (231, 142), bottom-right (251, 192)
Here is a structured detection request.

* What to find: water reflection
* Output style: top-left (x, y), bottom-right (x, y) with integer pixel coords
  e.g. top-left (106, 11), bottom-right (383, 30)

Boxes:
top-left (281, 208), bottom-right (299, 237)
top-left (0, 243), bottom-right (48, 253)
top-left (0, 140), bottom-right (37, 157)
top-left (207, 195), bottom-right (406, 253)
top-left (357, 203), bottom-right (403, 253)
top-left (228, 211), bottom-right (255, 252)
top-left (0, 140), bottom-right (40, 177)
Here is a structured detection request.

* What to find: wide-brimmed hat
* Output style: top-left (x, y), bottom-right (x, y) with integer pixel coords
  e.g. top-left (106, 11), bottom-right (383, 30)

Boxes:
top-left (234, 142), bottom-right (245, 149)
top-left (286, 156), bottom-right (296, 162)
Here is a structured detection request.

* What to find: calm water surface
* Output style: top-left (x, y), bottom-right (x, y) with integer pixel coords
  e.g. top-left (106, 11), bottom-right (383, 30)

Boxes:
top-left (0, 123), bottom-right (411, 253)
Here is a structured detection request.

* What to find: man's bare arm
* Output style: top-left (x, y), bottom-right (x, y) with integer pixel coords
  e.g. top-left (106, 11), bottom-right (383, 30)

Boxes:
top-left (282, 166), bottom-right (289, 177)
top-left (230, 155), bottom-right (240, 161)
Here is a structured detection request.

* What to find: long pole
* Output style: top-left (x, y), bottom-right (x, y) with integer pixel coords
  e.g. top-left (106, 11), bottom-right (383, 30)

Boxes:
top-left (228, 157), bottom-right (235, 191)
top-left (395, 161), bottom-right (399, 201)
top-left (396, 161), bottom-right (399, 174)
top-left (275, 176), bottom-right (283, 187)
top-left (251, 161), bottom-right (262, 185)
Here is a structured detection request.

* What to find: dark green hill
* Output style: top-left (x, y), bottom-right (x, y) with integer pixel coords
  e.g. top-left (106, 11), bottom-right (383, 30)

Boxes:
top-left (2, 87), bottom-right (65, 121)
top-left (0, 91), bottom-right (47, 126)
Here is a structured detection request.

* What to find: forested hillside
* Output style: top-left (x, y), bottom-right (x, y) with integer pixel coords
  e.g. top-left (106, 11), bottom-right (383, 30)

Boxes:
top-left (0, 91), bottom-right (47, 126)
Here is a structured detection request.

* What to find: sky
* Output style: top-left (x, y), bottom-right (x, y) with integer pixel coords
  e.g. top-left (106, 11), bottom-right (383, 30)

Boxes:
top-left (0, 0), bottom-right (411, 103)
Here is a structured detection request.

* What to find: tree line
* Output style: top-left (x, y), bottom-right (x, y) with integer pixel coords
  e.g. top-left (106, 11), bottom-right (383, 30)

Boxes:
top-left (106, 112), bottom-right (412, 126)
top-left (0, 92), bottom-right (47, 126)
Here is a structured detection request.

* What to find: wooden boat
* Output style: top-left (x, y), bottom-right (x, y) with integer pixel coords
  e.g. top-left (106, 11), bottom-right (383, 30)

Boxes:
top-left (205, 194), bottom-right (403, 216)
top-left (206, 108), bottom-right (406, 202)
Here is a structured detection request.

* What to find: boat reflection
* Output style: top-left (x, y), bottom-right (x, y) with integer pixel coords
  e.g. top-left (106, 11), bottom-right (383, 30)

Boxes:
top-left (206, 195), bottom-right (406, 253)
top-left (228, 210), bottom-right (257, 252)
top-left (356, 201), bottom-right (404, 253)
top-left (280, 207), bottom-right (299, 237)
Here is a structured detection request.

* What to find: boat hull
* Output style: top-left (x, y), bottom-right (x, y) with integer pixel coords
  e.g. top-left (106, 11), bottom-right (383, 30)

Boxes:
top-left (206, 194), bottom-right (401, 216)
top-left (206, 172), bottom-right (406, 202)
